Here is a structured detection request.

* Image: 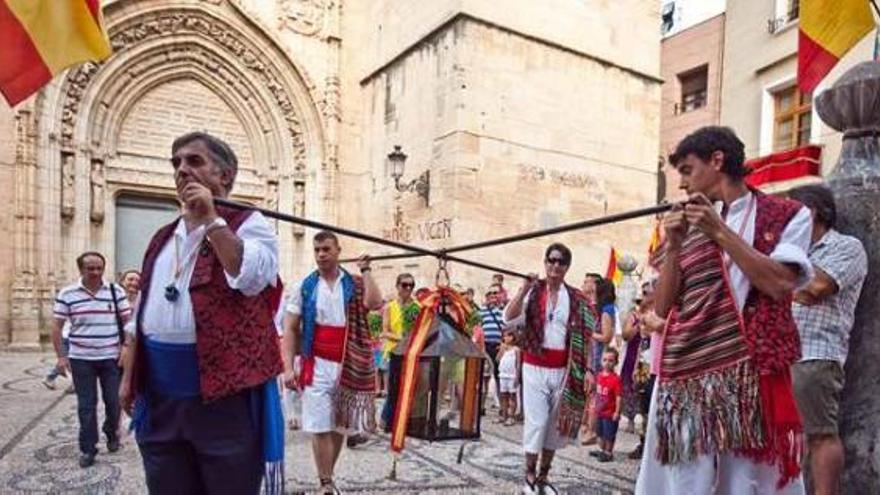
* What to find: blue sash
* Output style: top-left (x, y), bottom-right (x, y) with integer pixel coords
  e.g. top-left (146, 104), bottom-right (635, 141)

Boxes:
top-left (301, 270), bottom-right (354, 358)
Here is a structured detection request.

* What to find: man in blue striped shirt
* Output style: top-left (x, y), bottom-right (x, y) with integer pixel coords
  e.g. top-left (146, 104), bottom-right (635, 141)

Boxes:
top-left (53, 251), bottom-right (131, 468)
top-left (479, 284), bottom-right (507, 408)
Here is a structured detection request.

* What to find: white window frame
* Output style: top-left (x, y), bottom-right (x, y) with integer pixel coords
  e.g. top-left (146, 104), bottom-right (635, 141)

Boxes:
top-left (759, 74), bottom-right (818, 156)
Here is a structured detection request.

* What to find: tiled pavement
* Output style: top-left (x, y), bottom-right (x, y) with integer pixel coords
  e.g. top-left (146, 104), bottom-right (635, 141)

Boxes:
top-left (0, 352), bottom-right (638, 494)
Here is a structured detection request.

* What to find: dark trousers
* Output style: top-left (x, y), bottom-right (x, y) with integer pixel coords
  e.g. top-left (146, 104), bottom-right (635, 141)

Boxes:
top-left (69, 358), bottom-right (121, 455)
top-left (136, 392), bottom-right (263, 495)
top-left (485, 341), bottom-right (501, 384)
top-left (381, 355), bottom-right (402, 428)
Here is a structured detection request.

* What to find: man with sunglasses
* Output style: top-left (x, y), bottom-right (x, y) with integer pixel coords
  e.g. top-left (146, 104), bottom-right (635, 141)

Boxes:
top-left (478, 283), bottom-right (507, 411)
top-left (379, 273), bottom-right (420, 431)
top-left (505, 243), bottom-right (596, 495)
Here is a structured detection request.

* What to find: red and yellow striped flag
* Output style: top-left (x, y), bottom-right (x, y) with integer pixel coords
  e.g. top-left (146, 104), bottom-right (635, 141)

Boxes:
top-left (798, 0), bottom-right (876, 93)
top-left (604, 247), bottom-right (623, 286)
top-left (0, 0), bottom-right (111, 107)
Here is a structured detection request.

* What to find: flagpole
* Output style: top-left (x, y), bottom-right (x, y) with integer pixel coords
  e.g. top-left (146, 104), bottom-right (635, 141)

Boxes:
top-left (871, 0), bottom-right (880, 17)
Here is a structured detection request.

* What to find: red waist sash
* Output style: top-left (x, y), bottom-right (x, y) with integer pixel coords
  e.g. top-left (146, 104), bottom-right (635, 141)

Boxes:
top-left (302, 324), bottom-right (346, 386)
top-left (523, 348), bottom-right (567, 369)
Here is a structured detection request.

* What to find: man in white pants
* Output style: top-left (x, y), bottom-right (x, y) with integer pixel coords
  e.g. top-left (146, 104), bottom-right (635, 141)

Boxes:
top-left (282, 231), bottom-right (382, 494)
top-left (505, 243), bottom-right (595, 495)
top-left (638, 127), bottom-right (811, 494)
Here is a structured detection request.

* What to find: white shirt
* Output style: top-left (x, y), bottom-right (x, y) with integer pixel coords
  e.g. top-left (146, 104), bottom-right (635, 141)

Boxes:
top-left (285, 270), bottom-right (347, 326)
top-left (717, 191), bottom-right (813, 311)
top-left (54, 279), bottom-right (131, 360)
top-left (504, 286), bottom-right (569, 350)
top-left (129, 212), bottom-right (279, 344)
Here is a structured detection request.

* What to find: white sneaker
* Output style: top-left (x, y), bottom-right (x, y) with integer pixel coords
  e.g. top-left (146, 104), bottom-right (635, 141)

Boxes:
top-left (522, 478), bottom-right (539, 495)
top-left (538, 480), bottom-right (559, 495)
top-left (634, 413), bottom-right (645, 436)
top-left (42, 377), bottom-right (57, 390)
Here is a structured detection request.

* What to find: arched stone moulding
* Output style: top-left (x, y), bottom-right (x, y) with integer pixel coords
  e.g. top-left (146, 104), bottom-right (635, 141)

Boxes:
top-left (34, 0), bottom-right (334, 299)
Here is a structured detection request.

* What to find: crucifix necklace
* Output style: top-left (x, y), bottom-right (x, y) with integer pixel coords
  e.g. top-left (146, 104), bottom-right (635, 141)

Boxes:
top-left (547, 289), bottom-right (559, 322)
top-left (164, 234), bottom-right (203, 302)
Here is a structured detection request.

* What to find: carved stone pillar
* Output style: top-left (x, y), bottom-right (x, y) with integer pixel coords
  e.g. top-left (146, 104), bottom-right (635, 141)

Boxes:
top-left (9, 105), bottom-right (42, 349)
top-left (89, 157), bottom-right (106, 224)
top-left (60, 150), bottom-right (76, 221)
top-left (292, 179), bottom-right (306, 236)
top-left (815, 61), bottom-right (880, 494)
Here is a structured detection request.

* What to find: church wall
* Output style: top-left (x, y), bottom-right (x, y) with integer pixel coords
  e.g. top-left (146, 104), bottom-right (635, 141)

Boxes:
top-left (356, 11), bottom-right (661, 299)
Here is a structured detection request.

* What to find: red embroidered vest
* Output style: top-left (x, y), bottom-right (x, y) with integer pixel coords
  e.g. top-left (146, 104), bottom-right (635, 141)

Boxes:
top-left (132, 206), bottom-right (283, 402)
top-left (741, 192), bottom-right (804, 374)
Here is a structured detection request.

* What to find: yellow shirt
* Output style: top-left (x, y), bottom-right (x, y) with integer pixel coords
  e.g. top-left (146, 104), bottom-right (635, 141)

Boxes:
top-left (382, 299), bottom-right (418, 357)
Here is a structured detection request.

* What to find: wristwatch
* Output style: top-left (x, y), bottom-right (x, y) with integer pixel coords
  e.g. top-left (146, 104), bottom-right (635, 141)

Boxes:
top-left (205, 216), bottom-right (228, 235)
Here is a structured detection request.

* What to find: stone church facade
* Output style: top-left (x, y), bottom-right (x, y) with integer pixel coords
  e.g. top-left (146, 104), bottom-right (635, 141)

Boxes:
top-left (0, 0), bottom-right (661, 347)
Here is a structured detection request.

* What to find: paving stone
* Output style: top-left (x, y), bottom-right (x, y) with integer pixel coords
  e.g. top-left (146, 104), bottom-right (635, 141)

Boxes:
top-left (0, 352), bottom-right (638, 494)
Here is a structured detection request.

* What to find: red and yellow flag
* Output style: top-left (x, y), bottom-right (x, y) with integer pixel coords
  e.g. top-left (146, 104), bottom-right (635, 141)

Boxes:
top-left (798, 0), bottom-right (876, 93)
top-left (604, 247), bottom-right (623, 286)
top-left (0, 0), bottom-right (111, 107)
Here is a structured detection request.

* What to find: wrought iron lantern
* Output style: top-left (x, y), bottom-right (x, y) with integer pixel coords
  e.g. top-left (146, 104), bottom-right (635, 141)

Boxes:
top-left (391, 310), bottom-right (486, 443)
top-left (387, 145), bottom-right (430, 205)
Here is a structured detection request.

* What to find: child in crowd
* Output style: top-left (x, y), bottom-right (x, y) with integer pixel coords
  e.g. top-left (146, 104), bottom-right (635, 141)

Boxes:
top-left (496, 328), bottom-right (521, 426)
top-left (591, 348), bottom-right (622, 463)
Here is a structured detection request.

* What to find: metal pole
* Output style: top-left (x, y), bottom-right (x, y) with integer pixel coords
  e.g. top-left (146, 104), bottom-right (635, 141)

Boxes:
top-left (213, 197), bottom-right (530, 279)
top-left (342, 202), bottom-right (674, 263)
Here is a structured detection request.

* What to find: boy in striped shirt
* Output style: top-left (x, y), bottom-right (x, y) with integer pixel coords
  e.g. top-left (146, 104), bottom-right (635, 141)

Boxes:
top-left (53, 251), bottom-right (131, 468)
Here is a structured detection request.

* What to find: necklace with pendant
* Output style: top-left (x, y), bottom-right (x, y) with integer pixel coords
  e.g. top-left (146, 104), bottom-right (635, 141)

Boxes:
top-left (164, 232), bottom-right (204, 302)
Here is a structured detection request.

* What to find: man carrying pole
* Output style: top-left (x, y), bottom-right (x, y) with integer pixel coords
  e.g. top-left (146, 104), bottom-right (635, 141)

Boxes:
top-left (504, 242), bottom-right (595, 495)
top-left (637, 126), bottom-right (813, 494)
top-left (282, 231), bottom-right (383, 494)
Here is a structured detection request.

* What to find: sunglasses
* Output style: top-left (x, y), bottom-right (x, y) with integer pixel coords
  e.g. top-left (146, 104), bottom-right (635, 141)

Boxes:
top-left (399, 282), bottom-right (414, 289)
top-left (545, 257), bottom-right (569, 266)
top-left (486, 291), bottom-right (499, 296)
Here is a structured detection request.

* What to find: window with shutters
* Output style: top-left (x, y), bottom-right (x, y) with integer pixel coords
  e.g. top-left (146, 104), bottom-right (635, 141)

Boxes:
top-left (773, 85), bottom-right (812, 152)
top-left (678, 65), bottom-right (708, 114)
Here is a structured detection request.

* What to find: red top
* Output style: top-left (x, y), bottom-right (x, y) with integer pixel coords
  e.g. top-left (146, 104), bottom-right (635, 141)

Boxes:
top-left (596, 371), bottom-right (622, 419)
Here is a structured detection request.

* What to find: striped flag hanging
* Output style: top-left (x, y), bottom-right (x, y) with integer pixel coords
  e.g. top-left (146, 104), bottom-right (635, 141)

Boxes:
top-left (604, 247), bottom-right (623, 286)
top-left (0, 0), bottom-right (111, 107)
top-left (798, 0), bottom-right (876, 93)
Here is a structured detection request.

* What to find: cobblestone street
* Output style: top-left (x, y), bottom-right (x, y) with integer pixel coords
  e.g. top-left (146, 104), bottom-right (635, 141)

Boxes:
top-left (0, 352), bottom-right (638, 494)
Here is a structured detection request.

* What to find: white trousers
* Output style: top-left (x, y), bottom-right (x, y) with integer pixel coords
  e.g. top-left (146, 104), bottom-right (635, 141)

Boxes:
top-left (636, 380), bottom-right (805, 495)
top-left (521, 363), bottom-right (569, 454)
top-left (301, 357), bottom-right (342, 434)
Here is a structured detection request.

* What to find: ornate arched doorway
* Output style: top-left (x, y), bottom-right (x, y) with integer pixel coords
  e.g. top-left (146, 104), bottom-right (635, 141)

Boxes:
top-left (10, 0), bottom-right (333, 346)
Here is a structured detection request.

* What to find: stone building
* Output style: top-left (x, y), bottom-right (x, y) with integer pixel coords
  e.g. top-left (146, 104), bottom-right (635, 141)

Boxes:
top-left (720, 0), bottom-right (878, 190)
top-left (659, 11), bottom-right (725, 200)
top-left (0, 0), bottom-right (661, 347)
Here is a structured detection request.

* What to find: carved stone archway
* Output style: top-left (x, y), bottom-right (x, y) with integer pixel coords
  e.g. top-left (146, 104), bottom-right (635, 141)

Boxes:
top-left (9, 0), bottom-right (333, 347)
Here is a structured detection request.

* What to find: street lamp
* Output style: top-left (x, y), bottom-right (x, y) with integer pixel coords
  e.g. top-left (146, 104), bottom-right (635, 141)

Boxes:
top-left (387, 145), bottom-right (430, 205)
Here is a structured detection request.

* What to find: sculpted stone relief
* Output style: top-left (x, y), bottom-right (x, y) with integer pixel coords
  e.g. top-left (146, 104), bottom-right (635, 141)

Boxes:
top-left (278, 0), bottom-right (331, 37)
top-left (89, 159), bottom-right (106, 224)
top-left (60, 9), bottom-right (308, 171)
top-left (60, 152), bottom-right (76, 221)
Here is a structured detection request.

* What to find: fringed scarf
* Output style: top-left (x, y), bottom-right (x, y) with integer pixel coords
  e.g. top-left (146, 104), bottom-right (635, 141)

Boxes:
top-left (656, 225), bottom-right (802, 488)
top-left (656, 230), bottom-right (765, 464)
top-left (300, 270), bottom-right (376, 432)
top-left (523, 280), bottom-right (596, 438)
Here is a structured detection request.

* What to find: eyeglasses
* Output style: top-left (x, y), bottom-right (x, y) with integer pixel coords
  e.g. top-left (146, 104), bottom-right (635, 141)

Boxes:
top-left (399, 282), bottom-right (414, 289)
top-left (486, 291), bottom-right (499, 296)
top-left (545, 257), bottom-right (569, 266)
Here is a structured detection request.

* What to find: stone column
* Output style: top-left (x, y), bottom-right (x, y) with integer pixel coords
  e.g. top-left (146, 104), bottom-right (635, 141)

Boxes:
top-left (815, 61), bottom-right (880, 493)
top-left (616, 254), bottom-right (640, 318)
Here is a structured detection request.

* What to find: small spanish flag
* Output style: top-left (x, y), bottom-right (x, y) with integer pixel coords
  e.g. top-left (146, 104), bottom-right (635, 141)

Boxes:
top-left (0, 0), bottom-right (111, 107)
top-left (647, 221), bottom-right (662, 265)
top-left (605, 247), bottom-right (623, 286)
top-left (798, 0), bottom-right (876, 94)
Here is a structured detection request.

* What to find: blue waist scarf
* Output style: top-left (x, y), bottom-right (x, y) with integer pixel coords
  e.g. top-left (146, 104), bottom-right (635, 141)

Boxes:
top-left (133, 336), bottom-right (285, 495)
top-left (301, 270), bottom-right (354, 358)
